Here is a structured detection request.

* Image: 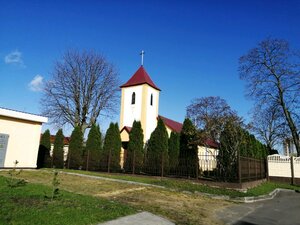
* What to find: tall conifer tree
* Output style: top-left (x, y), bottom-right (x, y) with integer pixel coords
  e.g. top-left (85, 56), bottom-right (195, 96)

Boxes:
top-left (84, 124), bottom-right (102, 171)
top-left (218, 120), bottom-right (243, 181)
top-left (37, 129), bottom-right (51, 168)
top-left (125, 120), bottom-right (144, 173)
top-left (168, 131), bottom-right (180, 171)
top-left (111, 123), bottom-right (121, 171)
top-left (102, 123), bottom-right (121, 172)
top-left (67, 126), bottom-right (83, 169)
top-left (178, 118), bottom-right (198, 178)
top-left (145, 118), bottom-right (169, 176)
top-left (52, 129), bottom-right (64, 168)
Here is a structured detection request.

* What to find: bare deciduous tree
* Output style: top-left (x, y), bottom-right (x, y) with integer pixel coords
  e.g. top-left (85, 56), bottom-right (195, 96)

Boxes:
top-left (239, 38), bottom-right (300, 156)
top-left (250, 104), bottom-right (287, 153)
top-left (186, 96), bottom-right (237, 141)
top-left (41, 50), bottom-right (119, 134)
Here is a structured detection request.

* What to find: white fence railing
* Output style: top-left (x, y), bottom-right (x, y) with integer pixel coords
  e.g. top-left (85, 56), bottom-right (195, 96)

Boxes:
top-left (294, 157), bottom-right (300, 178)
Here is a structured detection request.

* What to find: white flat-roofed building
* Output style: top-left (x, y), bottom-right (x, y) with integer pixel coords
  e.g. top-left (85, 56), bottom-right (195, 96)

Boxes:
top-left (0, 107), bottom-right (48, 168)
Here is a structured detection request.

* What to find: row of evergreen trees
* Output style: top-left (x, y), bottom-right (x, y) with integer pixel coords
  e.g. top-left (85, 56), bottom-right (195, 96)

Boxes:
top-left (37, 117), bottom-right (268, 180)
top-left (124, 119), bottom-right (185, 176)
top-left (37, 123), bottom-right (122, 171)
top-left (37, 129), bottom-right (64, 169)
top-left (124, 118), bottom-right (198, 177)
top-left (217, 119), bottom-right (268, 181)
top-left (37, 118), bottom-right (183, 175)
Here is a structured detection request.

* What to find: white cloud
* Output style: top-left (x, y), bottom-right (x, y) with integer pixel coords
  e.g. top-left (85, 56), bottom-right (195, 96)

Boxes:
top-left (4, 50), bottom-right (24, 66)
top-left (28, 75), bottom-right (44, 92)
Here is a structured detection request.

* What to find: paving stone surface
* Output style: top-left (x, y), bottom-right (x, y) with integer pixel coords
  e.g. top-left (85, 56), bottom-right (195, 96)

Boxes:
top-left (99, 212), bottom-right (175, 225)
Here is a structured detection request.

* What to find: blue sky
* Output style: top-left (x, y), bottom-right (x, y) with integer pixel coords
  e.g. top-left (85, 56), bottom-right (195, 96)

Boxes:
top-left (1, 0), bottom-right (300, 135)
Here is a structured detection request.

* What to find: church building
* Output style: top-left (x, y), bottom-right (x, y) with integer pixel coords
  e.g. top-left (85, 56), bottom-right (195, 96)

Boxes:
top-left (119, 65), bottom-right (182, 167)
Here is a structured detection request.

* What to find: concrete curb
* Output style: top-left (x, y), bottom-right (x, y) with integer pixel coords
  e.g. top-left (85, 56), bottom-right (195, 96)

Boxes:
top-left (195, 188), bottom-right (295, 203)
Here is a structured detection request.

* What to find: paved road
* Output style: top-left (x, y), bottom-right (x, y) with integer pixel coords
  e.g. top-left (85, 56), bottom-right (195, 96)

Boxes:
top-left (217, 190), bottom-right (300, 225)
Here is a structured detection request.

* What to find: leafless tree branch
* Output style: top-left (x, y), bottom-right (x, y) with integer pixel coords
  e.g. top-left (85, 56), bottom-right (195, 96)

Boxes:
top-left (239, 38), bottom-right (300, 156)
top-left (41, 49), bottom-right (120, 135)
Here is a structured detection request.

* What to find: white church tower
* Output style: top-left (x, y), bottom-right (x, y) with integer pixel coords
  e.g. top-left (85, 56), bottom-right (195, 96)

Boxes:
top-left (119, 65), bottom-right (160, 143)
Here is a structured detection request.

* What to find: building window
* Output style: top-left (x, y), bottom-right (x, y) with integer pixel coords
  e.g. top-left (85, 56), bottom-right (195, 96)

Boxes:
top-left (150, 94), bottom-right (153, 106)
top-left (131, 92), bottom-right (136, 105)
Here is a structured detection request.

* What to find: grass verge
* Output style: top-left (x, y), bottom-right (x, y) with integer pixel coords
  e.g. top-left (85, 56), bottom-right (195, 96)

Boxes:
top-left (49, 169), bottom-right (300, 198)
top-left (0, 170), bottom-right (234, 225)
top-left (0, 175), bottom-right (135, 225)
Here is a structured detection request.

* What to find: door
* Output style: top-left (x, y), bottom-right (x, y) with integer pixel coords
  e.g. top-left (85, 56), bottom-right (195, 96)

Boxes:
top-left (0, 133), bottom-right (9, 167)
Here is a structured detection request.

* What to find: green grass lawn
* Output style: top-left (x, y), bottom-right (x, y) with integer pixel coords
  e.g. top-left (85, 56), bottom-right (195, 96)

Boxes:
top-left (0, 176), bottom-right (135, 225)
top-left (51, 169), bottom-right (300, 198)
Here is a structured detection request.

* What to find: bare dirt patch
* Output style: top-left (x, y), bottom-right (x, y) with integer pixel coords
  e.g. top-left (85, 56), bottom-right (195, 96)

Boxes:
top-left (95, 187), bottom-right (147, 197)
top-left (111, 187), bottom-right (231, 225)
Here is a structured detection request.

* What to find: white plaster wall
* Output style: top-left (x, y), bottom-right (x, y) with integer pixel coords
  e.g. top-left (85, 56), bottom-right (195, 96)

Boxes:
top-left (198, 146), bottom-right (218, 171)
top-left (144, 86), bottom-right (159, 141)
top-left (120, 147), bottom-right (125, 168)
top-left (0, 117), bottom-right (43, 168)
top-left (50, 144), bottom-right (69, 162)
top-left (122, 86), bottom-right (143, 128)
top-left (165, 126), bottom-right (172, 137)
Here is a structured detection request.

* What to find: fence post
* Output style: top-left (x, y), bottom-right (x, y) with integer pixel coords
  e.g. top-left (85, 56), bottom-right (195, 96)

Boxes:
top-left (132, 150), bottom-right (135, 174)
top-left (255, 158), bottom-right (258, 179)
top-left (238, 150), bottom-right (241, 183)
top-left (161, 152), bottom-right (164, 178)
top-left (107, 149), bottom-right (111, 173)
top-left (266, 157), bottom-right (269, 181)
top-left (248, 157), bottom-right (250, 180)
top-left (260, 159), bottom-right (262, 179)
top-left (291, 156), bottom-right (295, 185)
top-left (86, 149), bottom-right (90, 171)
top-left (196, 159), bottom-right (199, 180)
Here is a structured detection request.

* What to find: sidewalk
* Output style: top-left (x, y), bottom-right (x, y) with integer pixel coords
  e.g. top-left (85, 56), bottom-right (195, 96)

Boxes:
top-left (99, 212), bottom-right (175, 225)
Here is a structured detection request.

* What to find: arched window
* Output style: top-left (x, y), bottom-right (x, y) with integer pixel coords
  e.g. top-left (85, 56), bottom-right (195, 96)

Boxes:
top-left (150, 94), bottom-right (153, 106)
top-left (131, 92), bottom-right (136, 105)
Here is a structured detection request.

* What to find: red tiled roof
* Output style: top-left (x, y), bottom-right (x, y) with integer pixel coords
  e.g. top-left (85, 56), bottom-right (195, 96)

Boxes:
top-left (120, 66), bottom-right (161, 91)
top-left (50, 135), bottom-right (70, 145)
top-left (120, 126), bottom-right (132, 133)
top-left (158, 115), bottom-right (183, 133)
top-left (40, 134), bottom-right (70, 145)
top-left (119, 122), bottom-right (219, 149)
top-left (203, 139), bottom-right (219, 149)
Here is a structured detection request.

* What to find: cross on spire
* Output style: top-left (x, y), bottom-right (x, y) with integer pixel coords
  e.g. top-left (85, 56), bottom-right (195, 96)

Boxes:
top-left (140, 50), bottom-right (145, 66)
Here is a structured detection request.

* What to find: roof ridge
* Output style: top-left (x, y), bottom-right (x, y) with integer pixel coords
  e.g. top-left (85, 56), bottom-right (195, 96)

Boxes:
top-left (120, 66), bottom-right (160, 91)
top-left (0, 106), bottom-right (43, 117)
top-left (158, 115), bottom-right (183, 133)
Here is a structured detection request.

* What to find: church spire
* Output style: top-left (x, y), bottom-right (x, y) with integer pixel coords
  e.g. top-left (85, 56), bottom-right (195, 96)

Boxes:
top-left (120, 66), bottom-right (160, 91)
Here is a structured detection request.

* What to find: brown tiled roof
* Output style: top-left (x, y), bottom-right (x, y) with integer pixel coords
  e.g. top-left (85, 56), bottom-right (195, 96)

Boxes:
top-left (120, 66), bottom-right (160, 91)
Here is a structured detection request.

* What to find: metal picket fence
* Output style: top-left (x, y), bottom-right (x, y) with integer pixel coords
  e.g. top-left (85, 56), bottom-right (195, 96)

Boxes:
top-left (94, 149), bottom-right (266, 183)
